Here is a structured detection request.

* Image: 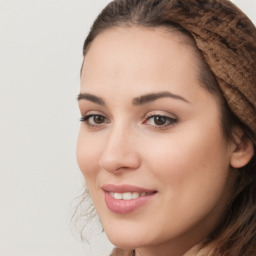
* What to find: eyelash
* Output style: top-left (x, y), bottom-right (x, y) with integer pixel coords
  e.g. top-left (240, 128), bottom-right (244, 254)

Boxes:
top-left (80, 113), bottom-right (177, 129)
top-left (80, 114), bottom-right (108, 128)
top-left (143, 114), bottom-right (177, 129)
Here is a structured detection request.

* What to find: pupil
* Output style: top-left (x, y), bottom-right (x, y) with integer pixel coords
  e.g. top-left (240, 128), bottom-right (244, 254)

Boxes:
top-left (94, 115), bottom-right (104, 124)
top-left (154, 116), bottom-right (166, 125)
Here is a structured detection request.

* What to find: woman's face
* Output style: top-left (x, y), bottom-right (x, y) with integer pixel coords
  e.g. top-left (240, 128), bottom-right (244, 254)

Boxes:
top-left (77, 27), bottom-right (236, 255)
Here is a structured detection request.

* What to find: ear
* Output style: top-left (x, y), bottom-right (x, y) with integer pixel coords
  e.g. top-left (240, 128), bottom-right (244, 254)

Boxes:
top-left (230, 128), bottom-right (254, 168)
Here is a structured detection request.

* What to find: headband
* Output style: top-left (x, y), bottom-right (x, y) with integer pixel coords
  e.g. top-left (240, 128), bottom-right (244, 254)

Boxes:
top-left (165, 0), bottom-right (256, 142)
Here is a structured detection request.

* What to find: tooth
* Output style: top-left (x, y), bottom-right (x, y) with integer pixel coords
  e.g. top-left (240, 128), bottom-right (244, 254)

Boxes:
top-left (114, 193), bottom-right (122, 199)
top-left (123, 192), bottom-right (132, 200)
top-left (111, 191), bottom-right (149, 200)
top-left (132, 192), bottom-right (139, 199)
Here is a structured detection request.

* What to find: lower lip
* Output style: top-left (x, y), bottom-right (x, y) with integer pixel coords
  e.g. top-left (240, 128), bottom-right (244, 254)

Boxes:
top-left (104, 192), bottom-right (156, 214)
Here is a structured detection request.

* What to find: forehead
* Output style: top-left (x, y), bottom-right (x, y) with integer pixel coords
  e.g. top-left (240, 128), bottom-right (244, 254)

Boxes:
top-left (82, 26), bottom-right (199, 72)
top-left (81, 26), bottom-right (202, 99)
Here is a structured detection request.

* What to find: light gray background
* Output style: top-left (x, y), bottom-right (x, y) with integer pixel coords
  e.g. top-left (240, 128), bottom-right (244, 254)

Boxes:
top-left (0, 1), bottom-right (255, 256)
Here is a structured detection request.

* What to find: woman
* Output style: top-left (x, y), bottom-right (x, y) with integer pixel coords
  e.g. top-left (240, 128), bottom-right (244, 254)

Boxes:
top-left (76, 0), bottom-right (256, 255)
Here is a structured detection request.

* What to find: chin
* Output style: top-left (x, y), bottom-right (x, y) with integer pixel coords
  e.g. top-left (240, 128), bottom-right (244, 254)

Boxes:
top-left (104, 227), bottom-right (150, 250)
top-left (109, 239), bottom-right (136, 250)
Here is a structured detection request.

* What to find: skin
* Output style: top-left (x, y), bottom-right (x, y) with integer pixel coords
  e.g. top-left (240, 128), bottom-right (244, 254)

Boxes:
top-left (77, 27), bottom-right (238, 256)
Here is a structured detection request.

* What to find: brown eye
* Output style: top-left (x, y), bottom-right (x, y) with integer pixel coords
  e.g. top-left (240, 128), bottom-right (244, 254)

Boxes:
top-left (93, 115), bottom-right (105, 124)
top-left (144, 114), bottom-right (177, 128)
top-left (154, 116), bottom-right (168, 126)
top-left (80, 114), bottom-right (108, 127)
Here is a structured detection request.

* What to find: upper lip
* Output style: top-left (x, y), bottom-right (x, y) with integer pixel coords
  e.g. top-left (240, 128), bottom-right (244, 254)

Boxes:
top-left (102, 184), bottom-right (157, 193)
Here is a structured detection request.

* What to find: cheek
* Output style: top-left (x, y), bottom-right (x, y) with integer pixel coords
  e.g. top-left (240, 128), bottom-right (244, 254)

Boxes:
top-left (76, 128), bottom-right (101, 179)
top-left (137, 126), bottom-right (233, 238)
top-left (142, 123), bottom-right (231, 203)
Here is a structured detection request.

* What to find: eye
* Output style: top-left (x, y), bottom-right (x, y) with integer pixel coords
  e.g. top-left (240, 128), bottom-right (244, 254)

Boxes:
top-left (80, 114), bottom-right (109, 127)
top-left (143, 114), bottom-right (177, 128)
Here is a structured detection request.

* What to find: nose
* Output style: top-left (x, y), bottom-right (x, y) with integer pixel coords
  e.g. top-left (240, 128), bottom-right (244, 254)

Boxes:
top-left (99, 127), bottom-right (141, 173)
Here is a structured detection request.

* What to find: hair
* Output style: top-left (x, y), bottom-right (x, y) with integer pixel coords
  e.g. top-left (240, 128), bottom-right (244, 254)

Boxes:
top-left (78, 0), bottom-right (256, 255)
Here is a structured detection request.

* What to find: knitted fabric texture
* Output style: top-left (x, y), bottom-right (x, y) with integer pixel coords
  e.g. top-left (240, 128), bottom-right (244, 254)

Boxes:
top-left (162, 0), bottom-right (256, 142)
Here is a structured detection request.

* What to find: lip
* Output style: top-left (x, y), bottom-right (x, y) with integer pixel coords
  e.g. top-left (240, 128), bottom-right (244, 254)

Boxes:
top-left (102, 184), bottom-right (157, 214)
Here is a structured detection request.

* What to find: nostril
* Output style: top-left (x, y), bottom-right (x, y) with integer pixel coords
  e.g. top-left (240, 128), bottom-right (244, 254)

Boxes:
top-left (99, 130), bottom-right (141, 172)
top-left (99, 152), bottom-right (140, 173)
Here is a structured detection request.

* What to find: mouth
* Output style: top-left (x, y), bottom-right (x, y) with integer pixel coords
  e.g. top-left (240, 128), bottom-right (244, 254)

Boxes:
top-left (102, 184), bottom-right (157, 214)
top-left (109, 191), bottom-right (155, 200)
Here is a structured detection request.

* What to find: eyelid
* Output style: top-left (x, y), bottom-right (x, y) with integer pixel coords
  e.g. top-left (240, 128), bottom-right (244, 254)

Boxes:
top-left (80, 111), bottom-right (110, 128)
top-left (81, 110), bottom-right (107, 118)
top-left (144, 111), bottom-right (177, 120)
top-left (143, 111), bottom-right (178, 129)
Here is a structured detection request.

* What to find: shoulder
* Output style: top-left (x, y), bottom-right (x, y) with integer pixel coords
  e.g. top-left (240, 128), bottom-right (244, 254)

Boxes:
top-left (110, 248), bottom-right (134, 256)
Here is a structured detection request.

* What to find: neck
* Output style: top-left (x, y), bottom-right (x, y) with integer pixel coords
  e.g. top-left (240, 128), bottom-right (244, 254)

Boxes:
top-left (134, 241), bottom-right (204, 256)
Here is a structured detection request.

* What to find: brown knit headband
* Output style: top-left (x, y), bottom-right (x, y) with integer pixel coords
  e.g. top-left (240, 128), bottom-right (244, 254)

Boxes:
top-left (164, 0), bottom-right (256, 142)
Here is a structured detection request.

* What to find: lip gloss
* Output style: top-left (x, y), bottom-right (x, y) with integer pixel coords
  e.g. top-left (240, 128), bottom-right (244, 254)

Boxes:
top-left (102, 184), bottom-right (157, 214)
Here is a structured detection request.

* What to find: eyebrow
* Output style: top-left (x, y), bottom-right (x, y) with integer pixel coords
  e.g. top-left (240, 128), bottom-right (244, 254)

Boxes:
top-left (132, 91), bottom-right (190, 105)
top-left (77, 93), bottom-right (105, 105)
top-left (77, 91), bottom-right (189, 106)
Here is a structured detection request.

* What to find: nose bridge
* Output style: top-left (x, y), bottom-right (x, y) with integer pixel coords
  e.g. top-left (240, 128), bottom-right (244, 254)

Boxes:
top-left (99, 122), bottom-right (140, 172)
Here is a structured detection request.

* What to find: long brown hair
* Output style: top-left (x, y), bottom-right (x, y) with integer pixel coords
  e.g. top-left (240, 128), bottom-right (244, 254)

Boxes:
top-left (80, 0), bottom-right (256, 255)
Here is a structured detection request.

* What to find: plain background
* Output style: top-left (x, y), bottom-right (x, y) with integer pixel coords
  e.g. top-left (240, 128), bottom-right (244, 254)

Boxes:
top-left (0, 1), bottom-right (255, 256)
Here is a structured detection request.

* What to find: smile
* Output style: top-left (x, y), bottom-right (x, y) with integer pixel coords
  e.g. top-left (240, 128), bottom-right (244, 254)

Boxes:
top-left (109, 191), bottom-right (154, 200)
top-left (102, 184), bottom-right (157, 214)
